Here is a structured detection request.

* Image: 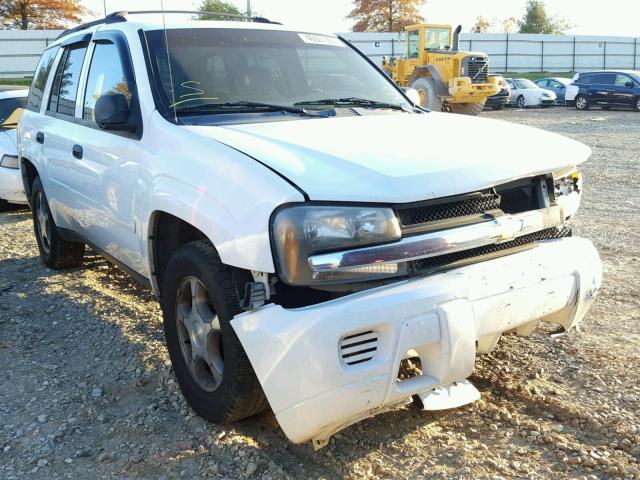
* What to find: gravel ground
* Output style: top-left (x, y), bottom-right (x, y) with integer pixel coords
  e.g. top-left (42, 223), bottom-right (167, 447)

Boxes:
top-left (1, 107), bottom-right (639, 480)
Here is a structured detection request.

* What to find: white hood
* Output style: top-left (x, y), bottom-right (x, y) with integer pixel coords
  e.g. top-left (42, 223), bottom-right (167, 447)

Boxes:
top-left (186, 112), bottom-right (591, 203)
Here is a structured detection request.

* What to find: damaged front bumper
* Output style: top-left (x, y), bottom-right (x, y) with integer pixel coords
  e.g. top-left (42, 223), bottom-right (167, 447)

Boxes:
top-left (231, 236), bottom-right (601, 446)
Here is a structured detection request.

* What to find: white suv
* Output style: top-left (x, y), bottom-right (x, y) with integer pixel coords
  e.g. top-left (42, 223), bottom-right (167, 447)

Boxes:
top-left (18, 13), bottom-right (602, 447)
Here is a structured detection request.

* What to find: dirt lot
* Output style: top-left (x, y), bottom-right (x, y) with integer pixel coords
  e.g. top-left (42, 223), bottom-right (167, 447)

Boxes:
top-left (1, 107), bottom-right (639, 480)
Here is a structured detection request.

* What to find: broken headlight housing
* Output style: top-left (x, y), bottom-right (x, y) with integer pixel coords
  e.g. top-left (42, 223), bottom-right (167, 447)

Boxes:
top-left (553, 168), bottom-right (582, 219)
top-left (272, 205), bottom-right (402, 285)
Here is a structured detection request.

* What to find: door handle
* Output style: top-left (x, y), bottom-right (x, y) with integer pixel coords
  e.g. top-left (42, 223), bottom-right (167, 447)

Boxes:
top-left (72, 144), bottom-right (83, 159)
top-left (36, 132), bottom-right (44, 144)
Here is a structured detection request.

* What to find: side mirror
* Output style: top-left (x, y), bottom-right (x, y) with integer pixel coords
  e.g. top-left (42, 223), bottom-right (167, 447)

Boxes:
top-left (94, 93), bottom-right (133, 131)
top-left (403, 87), bottom-right (421, 106)
top-left (625, 81), bottom-right (635, 88)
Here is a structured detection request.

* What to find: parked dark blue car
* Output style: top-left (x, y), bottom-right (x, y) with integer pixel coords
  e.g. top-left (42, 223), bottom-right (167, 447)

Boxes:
top-left (566, 70), bottom-right (640, 111)
top-left (534, 77), bottom-right (572, 104)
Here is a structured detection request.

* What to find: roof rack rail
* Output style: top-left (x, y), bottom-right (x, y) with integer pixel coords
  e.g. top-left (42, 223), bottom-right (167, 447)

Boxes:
top-left (56, 10), bottom-right (281, 41)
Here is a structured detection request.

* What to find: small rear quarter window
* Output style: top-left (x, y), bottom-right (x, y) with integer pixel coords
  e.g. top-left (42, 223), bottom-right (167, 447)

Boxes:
top-left (27, 46), bottom-right (59, 112)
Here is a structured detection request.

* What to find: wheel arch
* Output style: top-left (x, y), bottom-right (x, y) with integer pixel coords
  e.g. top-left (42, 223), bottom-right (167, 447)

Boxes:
top-left (20, 157), bottom-right (39, 206)
top-left (408, 66), bottom-right (449, 97)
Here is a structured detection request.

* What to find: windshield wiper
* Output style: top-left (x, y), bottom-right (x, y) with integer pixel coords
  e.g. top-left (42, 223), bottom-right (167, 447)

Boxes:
top-left (175, 101), bottom-right (321, 116)
top-left (294, 97), bottom-right (412, 112)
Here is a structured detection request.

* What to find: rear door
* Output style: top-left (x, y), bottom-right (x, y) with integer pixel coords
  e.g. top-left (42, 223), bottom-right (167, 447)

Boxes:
top-left (43, 41), bottom-right (88, 228)
top-left (588, 73), bottom-right (615, 105)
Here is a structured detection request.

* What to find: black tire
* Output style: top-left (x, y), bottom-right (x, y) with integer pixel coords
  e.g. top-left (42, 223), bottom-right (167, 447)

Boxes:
top-left (492, 104), bottom-right (505, 110)
top-left (633, 97), bottom-right (640, 111)
top-left (161, 240), bottom-right (267, 423)
top-left (449, 101), bottom-right (485, 116)
top-left (517, 96), bottom-right (526, 109)
top-left (575, 95), bottom-right (589, 110)
top-left (410, 77), bottom-right (444, 111)
top-left (0, 199), bottom-right (12, 212)
top-left (31, 177), bottom-right (85, 269)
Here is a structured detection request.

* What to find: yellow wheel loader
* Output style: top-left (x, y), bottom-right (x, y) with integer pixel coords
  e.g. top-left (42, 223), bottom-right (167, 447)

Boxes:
top-left (383, 24), bottom-right (502, 115)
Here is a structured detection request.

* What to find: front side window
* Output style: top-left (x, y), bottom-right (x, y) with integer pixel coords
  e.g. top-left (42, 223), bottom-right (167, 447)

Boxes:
top-left (49, 45), bottom-right (87, 116)
top-left (406, 30), bottom-right (419, 58)
top-left (144, 28), bottom-right (409, 122)
top-left (0, 97), bottom-right (27, 128)
top-left (27, 46), bottom-right (59, 112)
top-left (83, 42), bottom-right (131, 122)
top-left (614, 74), bottom-right (634, 87)
top-left (424, 28), bottom-right (451, 50)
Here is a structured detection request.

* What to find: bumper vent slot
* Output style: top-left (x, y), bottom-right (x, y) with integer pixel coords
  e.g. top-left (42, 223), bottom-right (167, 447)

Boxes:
top-left (340, 331), bottom-right (378, 366)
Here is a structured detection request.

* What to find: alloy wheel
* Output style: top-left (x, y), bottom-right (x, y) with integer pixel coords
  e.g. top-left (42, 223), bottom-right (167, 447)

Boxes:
top-left (175, 276), bottom-right (224, 392)
top-left (576, 97), bottom-right (587, 110)
top-left (35, 190), bottom-right (51, 256)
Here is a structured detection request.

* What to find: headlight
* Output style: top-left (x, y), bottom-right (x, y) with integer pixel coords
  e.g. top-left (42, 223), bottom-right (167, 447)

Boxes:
top-left (272, 205), bottom-right (402, 285)
top-left (0, 154), bottom-right (19, 169)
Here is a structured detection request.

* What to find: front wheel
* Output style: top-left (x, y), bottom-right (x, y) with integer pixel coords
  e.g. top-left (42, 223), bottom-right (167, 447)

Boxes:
top-left (633, 97), bottom-right (640, 111)
top-left (517, 96), bottom-right (526, 109)
top-left (575, 95), bottom-right (589, 110)
top-left (31, 177), bottom-right (85, 269)
top-left (161, 240), bottom-right (267, 423)
top-left (492, 104), bottom-right (505, 111)
top-left (410, 77), bottom-right (444, 111)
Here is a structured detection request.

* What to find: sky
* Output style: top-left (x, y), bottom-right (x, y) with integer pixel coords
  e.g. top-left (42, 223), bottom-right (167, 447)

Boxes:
top-left (81, 0), bottom-right (640, 37)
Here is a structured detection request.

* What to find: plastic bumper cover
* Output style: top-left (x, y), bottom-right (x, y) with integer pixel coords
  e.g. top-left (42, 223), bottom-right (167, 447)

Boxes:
top-left (0, 165), bottom-right (27, 204)
top-left (232, 237), bottom-right (601, 445)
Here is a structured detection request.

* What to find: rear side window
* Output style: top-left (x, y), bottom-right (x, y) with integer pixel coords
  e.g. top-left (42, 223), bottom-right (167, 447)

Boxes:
top-left (27, 46), bottom-right (59, 112)
top-left (0, 97), bottom-right (28, 126)
top-left (83, 42), bottom-right (131, 122)
top-left (591, 73), bottom-right (615, 85)
top-left (578, 74), bottom-right (592, 85)
top-left (49, 45), bottom-right (88, 117)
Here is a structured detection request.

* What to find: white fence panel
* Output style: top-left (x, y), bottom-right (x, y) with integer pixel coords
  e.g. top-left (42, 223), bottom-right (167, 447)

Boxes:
top-left (1, 29), bottom-right (639, 79)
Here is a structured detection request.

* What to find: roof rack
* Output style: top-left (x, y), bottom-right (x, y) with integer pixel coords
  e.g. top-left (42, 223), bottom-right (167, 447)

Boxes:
top-left (56, 10), bottom-right (280, 41)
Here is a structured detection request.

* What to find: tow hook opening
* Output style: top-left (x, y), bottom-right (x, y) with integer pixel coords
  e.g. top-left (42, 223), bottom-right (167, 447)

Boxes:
top-left (397, 352), bottom-right (423, 381)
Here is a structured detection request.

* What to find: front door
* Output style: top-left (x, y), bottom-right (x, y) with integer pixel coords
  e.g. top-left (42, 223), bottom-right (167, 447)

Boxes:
top-left (69, 37), bottom-right (144, 272)
top-left (611, 74), bottom-right (637, 106)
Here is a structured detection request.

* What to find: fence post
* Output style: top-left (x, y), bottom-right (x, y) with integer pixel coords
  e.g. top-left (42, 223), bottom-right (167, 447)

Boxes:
top-left (505, 34), bottom-right (509, 72)
top-left (603, 41), bottom-right (607, 69)
top-left (391, 38), bottom-right (394, 57)
top-left (634, 37), bottom-right (637, 70)
top-left (572, 37), bottom-right (576, 72)
top-left (541, 39), bottom-right (544, 72)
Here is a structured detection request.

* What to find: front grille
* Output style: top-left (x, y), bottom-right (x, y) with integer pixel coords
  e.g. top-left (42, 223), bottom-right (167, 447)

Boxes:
top-left (408, 226), bottom-right (572, 275)
top-left (467, 58), bottom-right (489, 83)
top-left (339, 331), bottom-right (378, 366)
top-left (397, 179), bottom-right (542, 229)
top-left (397, 193), bottom-right (501, 227)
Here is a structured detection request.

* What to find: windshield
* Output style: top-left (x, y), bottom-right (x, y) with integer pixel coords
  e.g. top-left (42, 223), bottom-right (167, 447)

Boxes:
top-left (0, 96), bottom-right (27, 129)
top-left (514, 79), bottom-right (538, 89)
top-left (144, 28), bottom-right (409, 119)
top-left (424, 28), bottom-right (451, 50)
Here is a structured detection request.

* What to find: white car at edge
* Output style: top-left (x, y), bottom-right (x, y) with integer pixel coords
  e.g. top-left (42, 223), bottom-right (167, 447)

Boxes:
top-left (506, 78), bottom-right (556, 108)
top-left (17, 13), bottom-right (602, 448)
top-left (0, 88), bottom-right (28, 208)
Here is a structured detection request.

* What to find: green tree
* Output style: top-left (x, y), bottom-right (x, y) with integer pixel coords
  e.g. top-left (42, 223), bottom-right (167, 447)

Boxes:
top-left (196, 0), bottom-right (242, 21)
top-left (518, 0), bottom-right (570, 34)
top-left (348, 0), bottom-right (425, 33)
